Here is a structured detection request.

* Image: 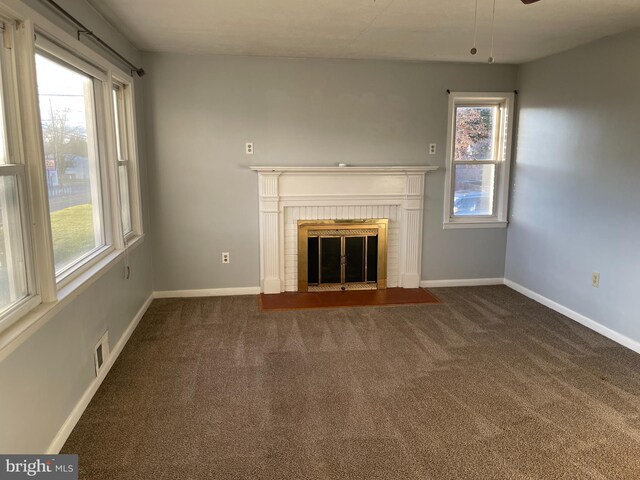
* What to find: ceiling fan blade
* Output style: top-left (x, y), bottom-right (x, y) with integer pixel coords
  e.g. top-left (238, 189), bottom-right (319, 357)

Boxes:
top-left (521, 0), bottom-right (542, 4)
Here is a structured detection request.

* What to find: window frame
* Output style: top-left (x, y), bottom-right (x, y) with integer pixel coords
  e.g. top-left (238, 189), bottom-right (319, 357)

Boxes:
top-left (0, 19), bottom-right (40, 331)
top-left (110, 78), bottom-right (142, 242)
top-left (443, 92), bottom-right (515, 229)
top-left (34, 37), bottom-right (115, 288)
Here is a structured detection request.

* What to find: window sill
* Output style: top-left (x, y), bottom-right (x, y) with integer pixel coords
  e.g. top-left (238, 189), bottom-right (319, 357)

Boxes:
top-left (0, 234), bottom-right (145, 362)
top-left (443, 220), bottom-right (508, 230)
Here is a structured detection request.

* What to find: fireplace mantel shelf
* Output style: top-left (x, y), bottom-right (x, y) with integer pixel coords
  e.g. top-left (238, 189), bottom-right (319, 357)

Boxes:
top-left (250, 165), bottom-right (438, 174)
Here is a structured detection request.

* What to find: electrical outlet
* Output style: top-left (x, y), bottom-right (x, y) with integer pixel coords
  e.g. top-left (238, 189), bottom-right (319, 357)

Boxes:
top-left (245, 142), bottom-right (254, 155)
top-left (429, 144), bottom-right (437, 155)
top-left (222, 252), bottom-right (230, 264)
top-left (592, 272), bottom-right (600, 288)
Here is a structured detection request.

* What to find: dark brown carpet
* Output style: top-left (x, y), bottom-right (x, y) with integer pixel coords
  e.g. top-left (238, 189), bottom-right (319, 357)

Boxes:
top-left (259, 288), bottom-right (440, 310)
top-left (62, 286), bottom-right (640, 479)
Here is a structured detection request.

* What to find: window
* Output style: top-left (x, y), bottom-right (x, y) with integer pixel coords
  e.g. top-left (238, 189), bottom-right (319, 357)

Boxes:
top-left (35, 49), bottom-right (110, 280)
top-left (443, 92), bottom-right (514, 228)
top-left (0, 21), bottom-right (38, 327)
top-left (0, 7), bottom-right (144, 338)
top-left (112, 83), bottom-right (132, 236)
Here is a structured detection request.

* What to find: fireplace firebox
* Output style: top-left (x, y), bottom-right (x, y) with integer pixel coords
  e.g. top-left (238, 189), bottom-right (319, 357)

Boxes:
top-left (297, 219), bottom-right (388, 292)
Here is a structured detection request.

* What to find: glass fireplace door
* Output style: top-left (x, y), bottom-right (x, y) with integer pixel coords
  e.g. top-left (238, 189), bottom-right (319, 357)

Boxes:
top-left (309, 234), bottom-right (377, 290)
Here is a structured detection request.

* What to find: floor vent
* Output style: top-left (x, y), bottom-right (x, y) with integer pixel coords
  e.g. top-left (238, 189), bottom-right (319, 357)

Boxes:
top-left (94, 331), bottom-right (109, 376)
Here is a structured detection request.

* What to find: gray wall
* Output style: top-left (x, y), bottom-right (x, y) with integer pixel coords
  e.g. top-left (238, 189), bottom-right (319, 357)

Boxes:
top-left (0, 1), bottom-right (153, 452)
top-left (506, 30), bottom-right (640, 341)
top-left (144, 53), bottom-right (517, 291)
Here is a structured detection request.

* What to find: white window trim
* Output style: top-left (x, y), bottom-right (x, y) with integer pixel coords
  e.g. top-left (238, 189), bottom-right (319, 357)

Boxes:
top-left (35, 41), bottom-right (116, 288)
top-left (110, 77), bottom-right (143, 242)
top-left (443, 91), bottom-right (515, 229)
top-left (0, 0), bottom-right (145, 355)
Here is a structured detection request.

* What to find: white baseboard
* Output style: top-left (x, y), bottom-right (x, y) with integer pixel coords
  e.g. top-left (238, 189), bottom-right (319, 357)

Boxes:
top-left (46, 293), bottom-right (154, 454)
top-left (504, 279), bottom-right (640, 355)
top-left (153, 286), bottom-right (261, 299)
top-left (420, 278), bottom-right (505, 288)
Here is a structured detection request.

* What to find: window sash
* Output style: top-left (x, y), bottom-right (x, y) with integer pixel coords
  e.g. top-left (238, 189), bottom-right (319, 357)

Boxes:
top-left (450, 163), bottom-right (499, 218)
top-left (453, 103), bottom-right (504, 163)
top-left (112, 84), bottom-right (128, 162)
top-left (0, 168), bottom-right (39, 325)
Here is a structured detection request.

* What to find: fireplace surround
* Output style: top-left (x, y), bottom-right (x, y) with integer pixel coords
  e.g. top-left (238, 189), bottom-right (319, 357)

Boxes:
top-left (251, 165), bottom-right (438, 294)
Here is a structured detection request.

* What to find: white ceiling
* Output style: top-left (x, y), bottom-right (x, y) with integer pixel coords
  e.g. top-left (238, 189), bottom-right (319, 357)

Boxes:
top-left (89, 0), bottom-right (640, 64)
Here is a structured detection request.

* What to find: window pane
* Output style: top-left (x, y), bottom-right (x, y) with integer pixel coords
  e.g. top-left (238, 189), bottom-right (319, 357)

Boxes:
top-left (453, 164), bottom-right (495, 216)
top-left (118, 164), bottom-right (132, 234)
top-left (112, 88), bottom-right (124, 160)
top-left (454, 106), bottom-right (497, 161)
top-left (0, 176), bottom-right (28, 311)
top-left (36, 54), bottom-right (105, 274)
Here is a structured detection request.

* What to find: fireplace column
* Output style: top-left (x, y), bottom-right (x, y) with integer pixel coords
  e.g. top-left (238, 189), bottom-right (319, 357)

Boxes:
top-left (257, 171), bottom-right (282, 294)
top-left (399, 174), bottom-right (425, 288)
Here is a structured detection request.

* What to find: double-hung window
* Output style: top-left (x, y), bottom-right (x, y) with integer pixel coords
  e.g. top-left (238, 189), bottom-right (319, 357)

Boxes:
top-left (443, 92), bottom-right (514, 228)
top-left (35, 41), bottom-right (111, 283)
top-left (0, 20), bottom-right (38, 326)
top-left (112, 82), bottom-right (133, 237)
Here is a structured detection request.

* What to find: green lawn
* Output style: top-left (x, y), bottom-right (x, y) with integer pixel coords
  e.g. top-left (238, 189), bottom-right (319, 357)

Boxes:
top-left (50, 204), bottom-right (96, 270)
top-left (0, 203), bottom-right (95, 273)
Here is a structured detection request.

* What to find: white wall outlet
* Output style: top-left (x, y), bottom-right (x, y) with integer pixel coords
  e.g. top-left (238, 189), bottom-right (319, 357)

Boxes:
top-left (222, 252), bottom-right (230, 264)
top-left (245, 142), bottom-right (254, 155)
top-left (592, 272), bottom-right (600, 288)
top-left (429, 144), bottom-right (437, 155)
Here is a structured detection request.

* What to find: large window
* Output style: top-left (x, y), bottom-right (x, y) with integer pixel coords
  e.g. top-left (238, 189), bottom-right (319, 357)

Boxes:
top-left (35, 51), bottom-right (108, 279)
top-left (444, 92), bottom-right (514, 228)
top-left (0, 8), bottom-right (143, 338)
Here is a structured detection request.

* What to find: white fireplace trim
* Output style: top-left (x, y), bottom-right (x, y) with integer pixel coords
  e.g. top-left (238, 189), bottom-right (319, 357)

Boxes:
top-left (251, 166), bottom-right (438, 294)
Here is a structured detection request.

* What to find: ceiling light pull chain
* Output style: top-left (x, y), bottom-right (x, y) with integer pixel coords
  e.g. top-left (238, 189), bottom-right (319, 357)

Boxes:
top-left (470, 0), bottom-right (479, 55)
top-left (488, 0), bottom-right (496, 63)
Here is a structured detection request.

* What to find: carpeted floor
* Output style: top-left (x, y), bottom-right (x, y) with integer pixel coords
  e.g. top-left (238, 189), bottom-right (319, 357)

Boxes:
top-left (62, 286), bottom-right (640, 479)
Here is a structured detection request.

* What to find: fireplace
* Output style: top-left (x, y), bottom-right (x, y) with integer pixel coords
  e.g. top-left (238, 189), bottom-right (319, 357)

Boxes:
top-left (297, 219), bottom-right (388, 292)
top-left (250, 165), bottom-right (437, 294)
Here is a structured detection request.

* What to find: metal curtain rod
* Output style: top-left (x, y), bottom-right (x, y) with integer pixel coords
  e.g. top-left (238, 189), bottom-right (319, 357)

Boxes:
top-left (43, 0), bottom-right (145, 77)
top-left (446, 90), bottom-right (518, 95)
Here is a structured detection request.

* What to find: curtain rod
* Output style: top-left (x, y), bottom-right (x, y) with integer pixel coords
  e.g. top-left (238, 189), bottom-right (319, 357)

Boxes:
top-left (42, 0), bottom-right (145, 77)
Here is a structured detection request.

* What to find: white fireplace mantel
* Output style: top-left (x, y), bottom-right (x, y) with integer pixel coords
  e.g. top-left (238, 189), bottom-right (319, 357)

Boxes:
top-left (251, 165), bottom-right (438, 294)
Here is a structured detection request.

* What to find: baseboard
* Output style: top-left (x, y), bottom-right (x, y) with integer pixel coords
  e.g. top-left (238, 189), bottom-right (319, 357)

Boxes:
top-left (504, 279), bottom-right (640, 355)
top-left (46, 293), bottom-right (154, 454)
top-left (420, 278), bottom-right (505, 288)
top-left (153, 286), bottom-right (261, 299)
